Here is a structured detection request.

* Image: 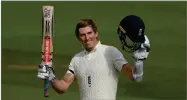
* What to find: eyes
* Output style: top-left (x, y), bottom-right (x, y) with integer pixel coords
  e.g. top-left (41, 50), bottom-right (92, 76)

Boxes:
top-left (87, 32), bottom-right (92, 35)
top-left (79, 31), bottom-right (93, 37)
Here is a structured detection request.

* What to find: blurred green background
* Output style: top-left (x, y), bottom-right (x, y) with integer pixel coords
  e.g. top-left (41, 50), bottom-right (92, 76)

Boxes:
top-left (2, 1), bottom-right (186, 100)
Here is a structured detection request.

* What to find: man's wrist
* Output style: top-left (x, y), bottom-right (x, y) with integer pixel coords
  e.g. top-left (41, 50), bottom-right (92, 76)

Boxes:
top-left (133, 60), bottom-right (143, 74)
top-left (50, 77), bottom-right (56, 84)
top-left (132, 60), bottom-right (144, 82)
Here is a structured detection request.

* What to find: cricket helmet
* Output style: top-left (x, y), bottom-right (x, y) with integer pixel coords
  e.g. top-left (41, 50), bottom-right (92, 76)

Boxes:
top-left (117, 15), bottom-right (145, 52)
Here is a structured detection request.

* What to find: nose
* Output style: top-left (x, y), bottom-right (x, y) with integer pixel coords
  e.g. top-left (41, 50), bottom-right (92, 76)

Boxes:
top-left (85, 34), bottom-right (89, 40)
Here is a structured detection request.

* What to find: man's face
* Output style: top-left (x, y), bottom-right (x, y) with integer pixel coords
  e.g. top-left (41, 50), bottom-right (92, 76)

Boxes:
top-left (78, 26), bottom-right (98, 51)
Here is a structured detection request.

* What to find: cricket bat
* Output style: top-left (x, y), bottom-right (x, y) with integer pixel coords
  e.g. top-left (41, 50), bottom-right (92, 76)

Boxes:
top-left (41, 6), bottom-right (54, 97)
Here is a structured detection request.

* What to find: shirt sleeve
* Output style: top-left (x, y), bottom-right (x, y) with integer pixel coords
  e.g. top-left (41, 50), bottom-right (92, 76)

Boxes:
top-left (110, 47), bottom-right (128, 72)
top-left (66, 56), bottom-right (76, 75)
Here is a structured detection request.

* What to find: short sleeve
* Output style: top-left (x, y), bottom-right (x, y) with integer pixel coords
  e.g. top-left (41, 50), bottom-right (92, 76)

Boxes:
top-left (66, 57), bottom-right (76, 75)
top-left (110, 47), bottom-right (128, 72)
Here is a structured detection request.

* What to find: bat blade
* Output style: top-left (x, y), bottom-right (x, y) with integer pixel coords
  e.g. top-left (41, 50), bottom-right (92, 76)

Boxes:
top-left (41, 5), bottom-right (54, 97)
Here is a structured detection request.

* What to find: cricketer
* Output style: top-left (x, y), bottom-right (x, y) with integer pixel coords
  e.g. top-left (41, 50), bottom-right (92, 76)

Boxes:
top-left (37, 15), bottom-right (150, 100)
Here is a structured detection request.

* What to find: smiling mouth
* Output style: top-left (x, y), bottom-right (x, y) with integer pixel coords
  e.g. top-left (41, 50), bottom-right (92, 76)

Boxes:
top-left (85, 41), bottom-right (91, 44)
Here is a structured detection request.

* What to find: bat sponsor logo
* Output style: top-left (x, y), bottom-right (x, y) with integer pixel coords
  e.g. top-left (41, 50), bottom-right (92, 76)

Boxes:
top-left (44, 8), bottom-right (51, 18)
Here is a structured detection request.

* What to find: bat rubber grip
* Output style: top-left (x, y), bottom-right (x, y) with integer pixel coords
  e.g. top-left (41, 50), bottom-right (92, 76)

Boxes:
top-left (44, 79), bottom-right (49, 97)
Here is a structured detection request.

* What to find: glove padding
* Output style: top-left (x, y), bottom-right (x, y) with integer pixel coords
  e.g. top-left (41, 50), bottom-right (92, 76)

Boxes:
top-left (37, 64), bottom-right (56, 81)
top-left (133, 60), bottom-right (144, 82)
top-left (133, 43), bottom-right (150, 61)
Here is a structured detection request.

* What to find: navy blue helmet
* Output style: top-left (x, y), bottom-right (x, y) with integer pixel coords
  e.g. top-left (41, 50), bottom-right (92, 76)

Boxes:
top-left (117, 15), bottom-right (145, 52)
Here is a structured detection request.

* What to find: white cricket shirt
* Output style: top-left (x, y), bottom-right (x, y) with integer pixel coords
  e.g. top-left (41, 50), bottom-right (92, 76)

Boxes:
top-left (68, 41), bottom-right (128, 100)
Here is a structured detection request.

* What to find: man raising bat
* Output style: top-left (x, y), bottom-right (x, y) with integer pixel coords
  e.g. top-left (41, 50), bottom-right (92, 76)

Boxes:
top-left (37, 15), bottom-right (150, 100)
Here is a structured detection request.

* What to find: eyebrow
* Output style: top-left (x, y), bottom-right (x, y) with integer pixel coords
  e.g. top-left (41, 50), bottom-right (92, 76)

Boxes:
top-left (87, 31), bottom-right (92, 34)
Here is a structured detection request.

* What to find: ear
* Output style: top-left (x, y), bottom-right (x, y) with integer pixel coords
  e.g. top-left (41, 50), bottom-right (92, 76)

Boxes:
top-left (95, 32), bottom-right (98, 38)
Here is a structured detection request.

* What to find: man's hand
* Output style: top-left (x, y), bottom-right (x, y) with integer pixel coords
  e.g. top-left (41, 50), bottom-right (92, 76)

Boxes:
top-left (132, 42), bottom-right (150, 82)
top-left (133, 43), bottom-right (150, 61)
top-left (37, 64), bottom-right (56, 82)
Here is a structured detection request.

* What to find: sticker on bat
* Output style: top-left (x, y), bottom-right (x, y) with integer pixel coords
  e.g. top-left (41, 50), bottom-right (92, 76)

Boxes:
top-left (44, 8), bottom-right (51, 18)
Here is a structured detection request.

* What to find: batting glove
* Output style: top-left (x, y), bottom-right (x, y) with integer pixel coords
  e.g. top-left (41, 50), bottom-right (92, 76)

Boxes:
top-left (133, 60), bottom-right (144, 82)
top-left (133, 42), bottom-right (150, 61)
top-left (37, 64), bottom-right (56, 82)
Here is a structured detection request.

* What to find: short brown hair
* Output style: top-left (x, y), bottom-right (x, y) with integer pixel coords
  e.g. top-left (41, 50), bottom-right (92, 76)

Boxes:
top-left (75, 19), bottom-right (98, 39)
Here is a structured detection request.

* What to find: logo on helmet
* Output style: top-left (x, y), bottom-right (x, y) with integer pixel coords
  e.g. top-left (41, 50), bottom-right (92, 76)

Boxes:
top-left (138, 28), bottom-right (142, 36)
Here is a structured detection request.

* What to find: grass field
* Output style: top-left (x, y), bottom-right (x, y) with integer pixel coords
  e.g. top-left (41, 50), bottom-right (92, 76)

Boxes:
top-left (2, 1), bottom-right (186, 100)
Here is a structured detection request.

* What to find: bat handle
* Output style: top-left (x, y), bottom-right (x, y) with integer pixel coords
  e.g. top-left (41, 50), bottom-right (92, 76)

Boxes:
top-left (44, 79), bottom-right (49, 97)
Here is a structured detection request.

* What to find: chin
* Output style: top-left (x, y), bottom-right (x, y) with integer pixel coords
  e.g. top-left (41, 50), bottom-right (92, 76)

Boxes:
top-left (86, 46), bottom-right (92, 50)
top-left (85, 45), bottom-right (94, 51)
